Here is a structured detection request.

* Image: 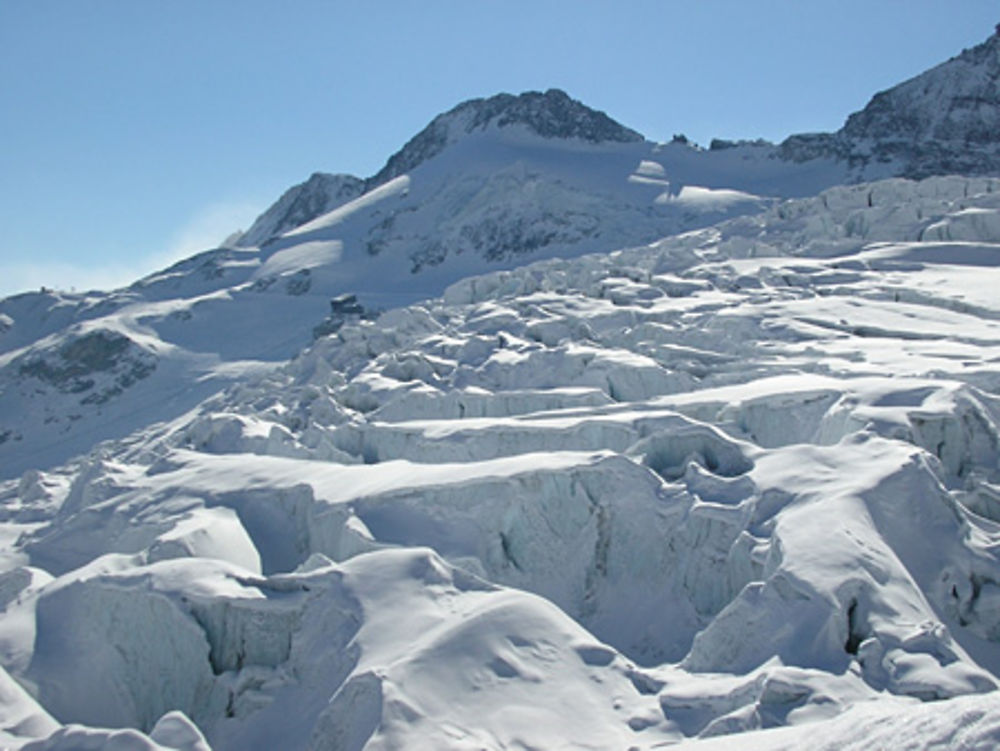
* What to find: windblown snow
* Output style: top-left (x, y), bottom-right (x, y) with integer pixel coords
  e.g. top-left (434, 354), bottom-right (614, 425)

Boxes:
top-left (6, 37), bottom-right (1000, 751)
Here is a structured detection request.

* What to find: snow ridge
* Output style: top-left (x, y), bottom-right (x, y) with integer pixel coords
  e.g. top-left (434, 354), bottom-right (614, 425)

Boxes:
top-left (233, 28), bottom-right (1000, 254)
top-left (237, 173), bottom-right (364, 248)
top-left (235, 89), bottom-right (646, 248)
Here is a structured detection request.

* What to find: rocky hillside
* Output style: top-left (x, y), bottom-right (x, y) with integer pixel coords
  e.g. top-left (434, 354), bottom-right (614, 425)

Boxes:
top-left (780, 29), bottom-right (1000, 179)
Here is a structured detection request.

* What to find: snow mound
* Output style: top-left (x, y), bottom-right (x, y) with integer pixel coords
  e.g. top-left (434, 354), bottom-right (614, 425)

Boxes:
top-left (17, 548), bottom-right (678, 749)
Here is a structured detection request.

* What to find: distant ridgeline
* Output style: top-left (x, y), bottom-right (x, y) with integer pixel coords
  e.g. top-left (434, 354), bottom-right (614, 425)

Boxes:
top-left (778, 28), bottom-right (1000, 178)
top-left (241, 29), bottom-right (1000, 250)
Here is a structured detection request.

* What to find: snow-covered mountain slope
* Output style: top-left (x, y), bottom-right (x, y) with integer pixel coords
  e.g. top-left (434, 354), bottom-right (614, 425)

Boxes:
top-left (242, 26), bottom-right (1000, 262)
top-left (232, 88), bottom-right (851, 267)
top-left (0, 90), bottom-right (841, 480)
top-left (238, 173), bottom-right (365, 248)
top-left (10, 26), bottom-right (1000, 480)
top-left (780, 28), bottom-right (1000, 180)
top-left (3, 174), bottom-right (1000, 749)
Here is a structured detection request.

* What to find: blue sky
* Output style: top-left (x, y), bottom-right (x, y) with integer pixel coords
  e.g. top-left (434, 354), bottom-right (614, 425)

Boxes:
top-left (1, 1), bottom-right (997, 296)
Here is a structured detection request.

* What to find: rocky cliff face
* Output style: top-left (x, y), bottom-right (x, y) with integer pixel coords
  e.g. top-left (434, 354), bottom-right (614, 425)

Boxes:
top-left (781, 29), bottom-right (1000, 179)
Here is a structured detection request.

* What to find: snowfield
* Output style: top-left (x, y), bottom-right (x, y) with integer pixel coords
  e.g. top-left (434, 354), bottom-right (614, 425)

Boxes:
top-left (5, 34), bottom-right (1000, 749)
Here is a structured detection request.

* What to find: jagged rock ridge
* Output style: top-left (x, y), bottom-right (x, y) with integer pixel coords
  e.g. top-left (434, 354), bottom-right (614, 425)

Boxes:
top-left (780, 29), bottom-right (1000, 178)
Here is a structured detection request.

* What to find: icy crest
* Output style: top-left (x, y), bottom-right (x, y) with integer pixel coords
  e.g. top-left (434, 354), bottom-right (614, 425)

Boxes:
top-left (236, 173), bottom-right (364, 248)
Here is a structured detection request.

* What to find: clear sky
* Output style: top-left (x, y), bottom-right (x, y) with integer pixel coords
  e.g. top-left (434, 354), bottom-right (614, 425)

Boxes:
top-left (1, 1), bottom-right (997, 297)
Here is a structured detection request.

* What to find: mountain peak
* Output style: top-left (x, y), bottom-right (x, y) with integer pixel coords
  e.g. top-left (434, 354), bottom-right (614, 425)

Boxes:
top-left (368, 89), bottom-right (643, 187)
top-left (236, 90), bottom-right (644, 248)
top-left (450, 88), bottom-right (644, 143)
top-left (780, 28), bottom-right (1000, 178)
top-left (840, 30), bottom-right (1000, 143)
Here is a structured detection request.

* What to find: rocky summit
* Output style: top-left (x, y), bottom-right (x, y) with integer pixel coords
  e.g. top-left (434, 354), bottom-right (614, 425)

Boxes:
top-left (781, 28), bottom-right (1000, 179)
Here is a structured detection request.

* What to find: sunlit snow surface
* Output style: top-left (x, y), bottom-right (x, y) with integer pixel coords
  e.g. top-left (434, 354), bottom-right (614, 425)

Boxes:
top-left (4, 175), bottom-right (1000, 747)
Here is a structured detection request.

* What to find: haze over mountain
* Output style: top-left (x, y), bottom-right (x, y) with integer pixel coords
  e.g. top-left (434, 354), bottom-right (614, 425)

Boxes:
top-left (3, 26), bottom-right (1000, 751)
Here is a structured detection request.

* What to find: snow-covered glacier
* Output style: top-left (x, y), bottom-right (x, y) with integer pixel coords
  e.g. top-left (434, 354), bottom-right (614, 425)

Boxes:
top-left (1, 173), bottom-right (1000, 749)
top-left (6, 29), bottom-right (1000, 751)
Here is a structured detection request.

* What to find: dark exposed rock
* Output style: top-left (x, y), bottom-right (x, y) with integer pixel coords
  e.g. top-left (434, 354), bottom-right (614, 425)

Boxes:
top-left (779, 30), bottom-right (1000, 179)
top-left (313, 294), bottom-right (367, 339)
top-left (18, 330), bottom-right (156, 404)
top-left (329, 294), bottom-right (364, 316)
top-left (284, 269), bottom-right (312, 296)
top-left (369, 89), bottom-right (643, 188)
top-left (238, 173), bottom-right (365, 247)
top-left (709, 138), bottom-right (773, 151)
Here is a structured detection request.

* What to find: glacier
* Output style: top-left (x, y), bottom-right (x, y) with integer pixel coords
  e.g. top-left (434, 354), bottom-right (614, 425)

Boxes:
top-left (4, 28), bottom-right (1000, 751)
